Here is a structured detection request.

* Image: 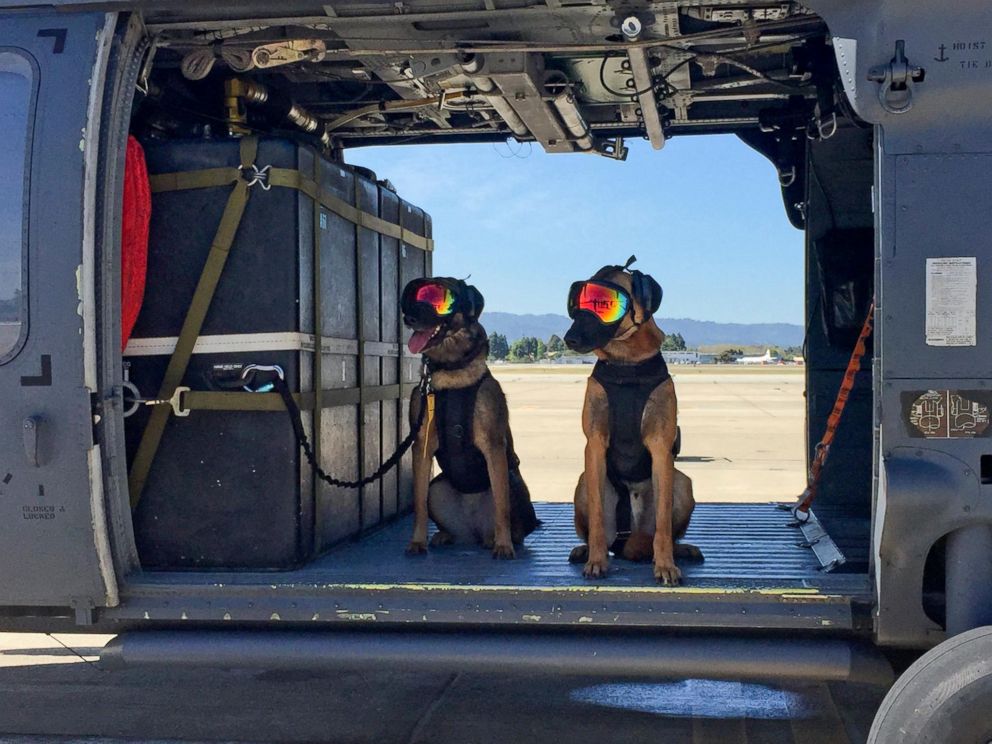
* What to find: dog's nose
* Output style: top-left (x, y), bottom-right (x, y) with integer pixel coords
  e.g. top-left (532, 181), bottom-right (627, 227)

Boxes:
top-left (402, 314), bottom-right (416, 327)
top-left (564, 327), bottom-right (582, 351)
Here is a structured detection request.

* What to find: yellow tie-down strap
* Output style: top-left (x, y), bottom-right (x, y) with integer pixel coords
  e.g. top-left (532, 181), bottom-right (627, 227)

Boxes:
top-left (148, 164), bottom-right (434, 252)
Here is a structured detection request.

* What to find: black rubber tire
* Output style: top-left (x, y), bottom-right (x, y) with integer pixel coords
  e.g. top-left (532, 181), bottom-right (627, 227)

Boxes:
top-left (869, 626), bottom-right (992, 744)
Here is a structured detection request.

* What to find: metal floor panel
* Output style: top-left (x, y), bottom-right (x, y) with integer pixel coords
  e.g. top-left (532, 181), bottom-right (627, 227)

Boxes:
top-left (114, 503), bottom-right (873, 631)
top-left (129, 502), bottom-right (872, 598)
top-left (303, 502), bottom-right (838, 587)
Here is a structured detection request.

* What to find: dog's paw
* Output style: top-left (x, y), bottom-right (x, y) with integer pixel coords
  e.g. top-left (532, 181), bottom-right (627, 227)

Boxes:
top-left (405, 540), bottom-right (428, 556)
top-left (653, 560), bottom-right (682, 585)
top-left (491, 541), bottom-right (516, 560)
top-left (568, 544), bottom-right (589, 564)
top-left (430, 531), bottom-right (454, 547)
top-left (583, 557), bottom-right (609, 579)
top-left (675, 542), bottom-right (704, 562)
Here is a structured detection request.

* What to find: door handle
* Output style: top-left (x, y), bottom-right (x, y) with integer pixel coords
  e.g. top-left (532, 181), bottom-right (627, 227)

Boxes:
top-left (23, 416), bottom-right (40, 467)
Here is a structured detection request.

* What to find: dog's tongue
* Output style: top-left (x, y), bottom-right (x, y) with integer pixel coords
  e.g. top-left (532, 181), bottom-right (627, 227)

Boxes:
top-left (408, 328), bottom-right (434, 355)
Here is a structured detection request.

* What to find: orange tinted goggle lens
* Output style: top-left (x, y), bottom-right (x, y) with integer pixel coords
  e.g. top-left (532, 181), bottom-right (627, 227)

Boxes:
top-left (415, 283), bottom-right (455, 315)
top-left (576, 282), bottom-right (629, 323)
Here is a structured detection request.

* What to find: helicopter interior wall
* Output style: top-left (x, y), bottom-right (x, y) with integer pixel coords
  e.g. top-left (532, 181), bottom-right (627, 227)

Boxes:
top-left (802, 125), bottom-right (875, 568)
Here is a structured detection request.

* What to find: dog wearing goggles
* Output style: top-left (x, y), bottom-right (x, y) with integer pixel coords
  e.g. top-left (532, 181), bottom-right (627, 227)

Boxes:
top-left (564, 257), bottom-right (701, 584)
top-left (401, 277), bottom-right (539, 558)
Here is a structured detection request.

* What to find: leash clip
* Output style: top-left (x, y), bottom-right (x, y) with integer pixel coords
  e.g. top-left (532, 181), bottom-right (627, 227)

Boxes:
top-left (141, 386), bottom-right (191, 417)
top-left (419, 360), bottom-right (434, 395)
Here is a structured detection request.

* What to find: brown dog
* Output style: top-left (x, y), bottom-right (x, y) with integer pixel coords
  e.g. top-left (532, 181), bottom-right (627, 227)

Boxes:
top-left (563, 259), bottom-right (701, 584)
top-left (402, 277), bottom-right (539, 558)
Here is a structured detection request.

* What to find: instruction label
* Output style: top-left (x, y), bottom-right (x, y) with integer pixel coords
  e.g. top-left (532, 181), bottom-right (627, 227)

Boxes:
top-left (926, 257), bottom-right (976, 347)
top-left (903, 390), bottom-right (992, 439)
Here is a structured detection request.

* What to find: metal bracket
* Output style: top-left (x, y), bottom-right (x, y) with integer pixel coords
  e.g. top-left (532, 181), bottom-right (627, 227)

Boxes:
top-left (779, 504), bottom-right (847, 573)
top-left (867, 40), bottom-right (925, 115)
top-left (597, 136), bottom-right (629, 161)
top-left (251, 39), bottom-right (326, 69)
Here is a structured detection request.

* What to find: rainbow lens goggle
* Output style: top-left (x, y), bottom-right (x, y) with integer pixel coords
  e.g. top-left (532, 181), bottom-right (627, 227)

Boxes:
top-left (402, 279), bottom-right (458, 319)
top-left (567, 280), bottom-right (631, 325)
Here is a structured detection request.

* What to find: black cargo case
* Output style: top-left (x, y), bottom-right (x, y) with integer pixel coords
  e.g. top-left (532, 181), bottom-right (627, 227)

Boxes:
top-left (125, 137), bottom-right (431, 570)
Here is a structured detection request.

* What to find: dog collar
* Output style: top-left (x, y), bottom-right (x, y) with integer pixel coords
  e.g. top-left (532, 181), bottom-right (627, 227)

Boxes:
top-left (424, 335), bottom-right (490, 373)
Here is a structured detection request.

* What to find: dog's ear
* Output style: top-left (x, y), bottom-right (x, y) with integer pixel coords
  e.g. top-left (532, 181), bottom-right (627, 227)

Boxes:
top-left (458, 281), bottom-right (485, 320)
top-left (631, 270), bottom-right (663, 317)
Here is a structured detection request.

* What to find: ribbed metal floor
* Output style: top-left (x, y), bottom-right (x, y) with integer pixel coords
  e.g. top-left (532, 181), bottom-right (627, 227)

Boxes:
top-left (309, 502), bottom-right (835, 587)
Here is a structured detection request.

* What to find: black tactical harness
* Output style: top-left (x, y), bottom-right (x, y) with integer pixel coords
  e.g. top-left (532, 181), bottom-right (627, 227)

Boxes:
top-left (433, 370), bottom-right (521, 494)
top-left (591, 353), bottom-right (675, 550)
top-left (592, 352), bottom-right (672, 484)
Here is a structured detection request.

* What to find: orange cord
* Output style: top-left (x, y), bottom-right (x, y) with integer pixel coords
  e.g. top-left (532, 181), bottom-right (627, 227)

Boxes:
top-left (795, 300), bottom-right (875, 515)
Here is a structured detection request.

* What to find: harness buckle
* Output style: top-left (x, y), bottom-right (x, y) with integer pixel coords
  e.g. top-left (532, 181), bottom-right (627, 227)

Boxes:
top-left (168, 386), bottom-right (192, 417)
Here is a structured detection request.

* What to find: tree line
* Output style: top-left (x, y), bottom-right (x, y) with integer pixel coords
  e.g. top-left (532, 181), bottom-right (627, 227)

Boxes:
top-left (489, 333), bottom-right (566, 362)
top-left (488, 330), bottom-right (688, 362)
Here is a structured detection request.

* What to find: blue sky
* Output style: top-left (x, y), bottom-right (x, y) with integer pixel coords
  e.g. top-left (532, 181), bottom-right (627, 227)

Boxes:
top-left (347, 134), bottom-right (804, 324)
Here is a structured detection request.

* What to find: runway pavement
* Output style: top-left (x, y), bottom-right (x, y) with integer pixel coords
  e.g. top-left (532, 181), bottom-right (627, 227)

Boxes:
top-left (494, 364), bottom-right (806, 504)
top-left (0, 632), bottom-right (887, 743)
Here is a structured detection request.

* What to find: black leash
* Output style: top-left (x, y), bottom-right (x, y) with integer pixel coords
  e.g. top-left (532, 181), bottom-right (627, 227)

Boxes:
top-left (272, 368), bottom-right (431, 490)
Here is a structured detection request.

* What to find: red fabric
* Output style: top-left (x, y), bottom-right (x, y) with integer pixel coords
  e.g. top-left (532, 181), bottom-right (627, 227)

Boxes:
top-left (121, 135), bottom-right (151, 350)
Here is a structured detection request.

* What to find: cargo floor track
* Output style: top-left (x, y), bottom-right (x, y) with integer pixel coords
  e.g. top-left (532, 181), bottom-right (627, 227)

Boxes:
top-left (113, 504), bottom-right (874, 633)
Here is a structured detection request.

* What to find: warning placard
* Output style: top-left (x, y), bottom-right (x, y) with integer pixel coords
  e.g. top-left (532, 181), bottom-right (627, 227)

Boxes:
top-left (926, 257), bottom-right (976, 346)
top-left (904, 390), bottom-right (992, 439)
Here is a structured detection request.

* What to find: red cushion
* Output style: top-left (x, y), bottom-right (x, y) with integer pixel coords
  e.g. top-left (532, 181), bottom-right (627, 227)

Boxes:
top-left (121, 135), bottom-right (150, 350)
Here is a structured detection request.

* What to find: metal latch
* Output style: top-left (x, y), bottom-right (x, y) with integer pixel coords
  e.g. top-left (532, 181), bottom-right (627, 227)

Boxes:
top-left (146, 386), bottom-right (192, 417)
top-left (22, 417), bottom-right (40, 467)
top-left (867, 40), bottom-right (925, 115)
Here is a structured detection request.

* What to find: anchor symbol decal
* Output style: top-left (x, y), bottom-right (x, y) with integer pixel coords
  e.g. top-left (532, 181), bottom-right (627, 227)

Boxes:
top-left (935, 44), bottom-right (949, 62)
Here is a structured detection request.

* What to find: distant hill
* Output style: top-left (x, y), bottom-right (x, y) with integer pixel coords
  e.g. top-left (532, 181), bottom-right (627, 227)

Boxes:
top-left (481, 312), bottom-right (804, 348)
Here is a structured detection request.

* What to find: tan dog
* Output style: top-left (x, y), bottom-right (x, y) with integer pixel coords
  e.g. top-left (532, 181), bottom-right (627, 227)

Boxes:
top-left (402, 277), bottom-right (538, 558)
top-left (563, 260), bottom-right (701, 584)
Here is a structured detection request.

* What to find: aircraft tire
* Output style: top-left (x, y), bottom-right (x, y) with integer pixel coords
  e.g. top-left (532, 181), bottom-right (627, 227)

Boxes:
top-left (868, 625), bottom-right (992, 744)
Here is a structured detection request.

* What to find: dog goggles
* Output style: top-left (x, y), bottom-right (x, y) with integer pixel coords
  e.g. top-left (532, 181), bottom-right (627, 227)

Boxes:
top-left (567, 280), bottom-right (631, 325)
top-left (402, 279), bottom-right (457, 319)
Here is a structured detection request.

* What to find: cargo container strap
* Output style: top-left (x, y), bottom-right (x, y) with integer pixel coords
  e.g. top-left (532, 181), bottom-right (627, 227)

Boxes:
top-left (129, 136), bottom-right (261, 508)
top-left (792, 300), bottom-right (875, 521)
top-left (148, 163), bottom-right (434, 252)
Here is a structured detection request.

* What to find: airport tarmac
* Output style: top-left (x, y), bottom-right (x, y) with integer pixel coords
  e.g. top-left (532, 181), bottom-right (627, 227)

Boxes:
top-left (0, 631), bottom-right (886, 743)
top-left (494, 364), bottom-right (806, 504)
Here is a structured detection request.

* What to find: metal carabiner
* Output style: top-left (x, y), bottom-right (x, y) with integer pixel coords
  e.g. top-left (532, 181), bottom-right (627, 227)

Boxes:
top-left (778, 166), bottom-right (796, 188)
top-left (239, 163), bottom-right (272, 190)
top-left (818, 112), bottom-right (837, 140)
